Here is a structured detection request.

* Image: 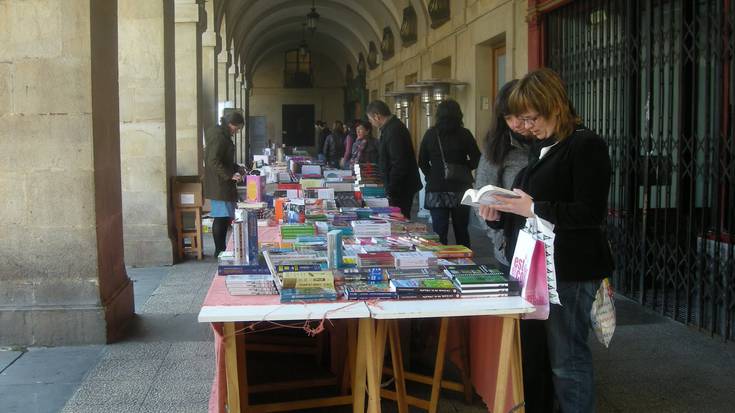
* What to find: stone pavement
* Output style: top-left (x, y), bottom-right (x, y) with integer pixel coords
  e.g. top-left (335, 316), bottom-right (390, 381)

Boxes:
top-left (1, 227), bottom-right (734, 412)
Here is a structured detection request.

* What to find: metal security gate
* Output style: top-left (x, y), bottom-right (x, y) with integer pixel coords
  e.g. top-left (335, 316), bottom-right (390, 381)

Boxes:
top-left (546, 0), bottom-right (735, 340)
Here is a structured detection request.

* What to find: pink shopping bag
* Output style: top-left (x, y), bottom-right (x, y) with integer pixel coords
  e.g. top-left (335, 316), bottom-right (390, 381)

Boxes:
top-left (509, 227), bottom-right (550, 320)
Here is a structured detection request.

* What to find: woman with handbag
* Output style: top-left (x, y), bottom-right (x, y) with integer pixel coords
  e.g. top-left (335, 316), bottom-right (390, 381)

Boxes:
top-left (418, 100), bottom-right (481, 247)
top-left (479, 68), bottom-right (614, 413)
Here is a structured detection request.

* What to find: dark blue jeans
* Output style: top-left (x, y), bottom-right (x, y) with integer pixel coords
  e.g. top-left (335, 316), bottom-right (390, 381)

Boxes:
top-left (545, 280), bottom-right (599, 413)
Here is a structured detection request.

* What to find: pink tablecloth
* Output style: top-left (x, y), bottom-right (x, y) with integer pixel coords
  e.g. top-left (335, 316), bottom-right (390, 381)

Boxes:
top-left (207, 225), bottom-right (283, 413)
top-left (206, 225), bottom-right (517, 413)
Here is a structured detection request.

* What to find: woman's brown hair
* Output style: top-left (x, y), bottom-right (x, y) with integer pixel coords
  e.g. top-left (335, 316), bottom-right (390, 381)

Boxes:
top-left (508, 68), bottom-right (581, 140)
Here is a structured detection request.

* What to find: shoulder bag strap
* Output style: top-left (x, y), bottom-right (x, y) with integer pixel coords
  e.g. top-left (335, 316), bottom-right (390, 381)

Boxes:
top-left (436, 129), bottom-right (447, 167)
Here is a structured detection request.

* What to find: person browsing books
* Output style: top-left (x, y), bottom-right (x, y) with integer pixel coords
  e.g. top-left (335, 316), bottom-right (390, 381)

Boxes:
top-left (418, 100), bottom-right (481, 247)
top-left (367, 100), bottom-right (422, 219)
top-left (323, 121), bottom-right (346, 168)
top-left (474, 80), bottom-right (535, 272)
top-left (204, 111), bottom-right (244, 258)
top-left (473, 82), bottom-right (551, 413)
top-left (349, 120), bottom-right (380, 167)
top-left (478, 68), bottom-right (614, 413)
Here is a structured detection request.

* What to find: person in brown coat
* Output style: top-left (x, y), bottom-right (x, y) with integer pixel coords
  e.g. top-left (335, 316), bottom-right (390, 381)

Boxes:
top-left (204, 111), bottom-right (244, 257)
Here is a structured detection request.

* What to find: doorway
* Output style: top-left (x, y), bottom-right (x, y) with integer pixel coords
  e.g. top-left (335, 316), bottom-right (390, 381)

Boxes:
top-left (248, 116), bottom-right (267, 156)
top-left (282, 104), bottom-right (315, 148)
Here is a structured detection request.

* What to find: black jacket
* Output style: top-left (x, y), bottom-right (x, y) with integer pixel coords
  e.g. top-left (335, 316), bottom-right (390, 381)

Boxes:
top-left (378, 116), bottom-right (422, 197)
top-left (494, 127), bottom-right (614, 282)
top-left (203, 125), bottom-right (238, 201)
top-left (418, 126), bottom-right (481, 192)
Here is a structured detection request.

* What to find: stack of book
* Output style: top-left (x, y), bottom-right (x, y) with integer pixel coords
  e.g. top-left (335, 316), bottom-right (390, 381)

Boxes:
top-left (342, 281), bottom-right (397, 300)
top-left (280, 270), bottom-right (338, 302)
top-left (357, 252), bottom-right (395, 268)
top-left (353, 163), bottom-right (386, 198)
top-left (351, 220), bottom-right (391, 237)
top-left (334, 191), bottom-right (361, 208)
top-left (232, 211), bottom-right (259, 263)
top-left (225, 273), bottom-right (279, 296)
top-left (390, 277), bottom-right (461, 299)
top-left (217, 254), bottom-right (271, 276)
top-left (280, 223), bottom-right (316, 239)
top-left (392, 251), bottom-right (437, 269)
top-left (327, 230), bottom-right (343, 269)
top-left (443, 265), bottom-right (518, 297)
top-left (416, 244), bottom-right (474, 258)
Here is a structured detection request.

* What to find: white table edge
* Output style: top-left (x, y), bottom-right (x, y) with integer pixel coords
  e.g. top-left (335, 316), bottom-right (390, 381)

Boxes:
top-left (198, 302), bottom-right (372, 323)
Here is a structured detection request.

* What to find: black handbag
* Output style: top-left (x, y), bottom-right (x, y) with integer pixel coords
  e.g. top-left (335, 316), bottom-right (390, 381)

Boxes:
top-left (436, 131), bottom-right (473, 184)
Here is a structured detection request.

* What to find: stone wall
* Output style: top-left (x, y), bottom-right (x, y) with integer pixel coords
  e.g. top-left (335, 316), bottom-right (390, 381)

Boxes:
top-left (367, 0), bottom-right (529, 148)
top-left (118, 0), bottom-right (177, 267)
top-left (0, 0), bottom-right (134, 346)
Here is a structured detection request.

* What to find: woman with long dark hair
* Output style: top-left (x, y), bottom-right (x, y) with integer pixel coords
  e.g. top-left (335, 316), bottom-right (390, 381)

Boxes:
top-left (204, 111), bottom-right (244, 258)
top-left (474, 80), bottom-right (534, 271)
top-left (418, 99), bottom-right (481, 247)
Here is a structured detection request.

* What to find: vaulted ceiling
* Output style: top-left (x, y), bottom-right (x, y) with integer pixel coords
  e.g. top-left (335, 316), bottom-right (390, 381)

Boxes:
top-left (215, 0), bottom-right (431, 78)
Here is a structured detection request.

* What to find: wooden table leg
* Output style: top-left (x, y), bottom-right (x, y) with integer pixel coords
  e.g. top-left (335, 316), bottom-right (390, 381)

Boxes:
top-left (388, 320), bottom-right (409, 413)
top-left (364, 318), bottom-right (381, 413)
top-left (510, 317), bottom-right (525, 412)
top-left (342, 320), bottom-right (358, 395)
top-left (374, 320), bottom-right (388, 394)
top-left (457, 317), bottom-right (473, 403)
top-left (224, 321), bottom-right (247, 412)
top-left (353, 318), bottom-right (370, 413)
top-left (493, 316), bottom-right (518, 413)
top-left (427, 318), bottom-right (449, 413)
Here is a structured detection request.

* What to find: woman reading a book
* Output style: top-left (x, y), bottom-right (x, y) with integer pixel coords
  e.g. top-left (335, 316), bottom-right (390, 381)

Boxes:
top-left (204, 111), bottom-right (245, 258)
top-left (479, 68), bottom-right (614, 413)
top-left (418, 100), bottom-right (481, 247)
top-left (474, 79), bottom-right (534, 272)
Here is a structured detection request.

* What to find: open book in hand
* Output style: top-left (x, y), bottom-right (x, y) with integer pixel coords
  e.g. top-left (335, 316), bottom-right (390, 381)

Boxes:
top-left (461, 185), bottom-right (521, 207)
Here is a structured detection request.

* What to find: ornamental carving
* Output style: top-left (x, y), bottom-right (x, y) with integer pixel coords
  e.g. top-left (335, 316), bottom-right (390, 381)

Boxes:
top-left (428, 0), bottom-right (450, 29)
top-left (381, 27), bottom-right (395, 61)
top-left (400, 6), bottom-right (417, 47)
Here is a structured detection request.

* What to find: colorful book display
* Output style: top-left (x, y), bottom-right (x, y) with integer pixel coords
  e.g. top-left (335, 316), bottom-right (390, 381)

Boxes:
top-left (246, 175), bottom-right (265, 202)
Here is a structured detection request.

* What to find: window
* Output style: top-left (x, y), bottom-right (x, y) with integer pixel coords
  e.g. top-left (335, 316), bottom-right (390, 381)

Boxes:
top-left (284, 49), bottom-right (312, 88)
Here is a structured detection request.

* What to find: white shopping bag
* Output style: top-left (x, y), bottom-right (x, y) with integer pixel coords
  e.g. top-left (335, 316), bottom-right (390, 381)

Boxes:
top-left (509, 225), bottom-right (549, 320)
top-left (525, 217), bottom-right (560, 305)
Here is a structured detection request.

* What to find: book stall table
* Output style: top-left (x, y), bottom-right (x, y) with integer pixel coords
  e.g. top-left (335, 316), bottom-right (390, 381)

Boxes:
top-left (199, 275), bottom-right (372, 413)
top-left (364, 298), bottom-right (534, 413)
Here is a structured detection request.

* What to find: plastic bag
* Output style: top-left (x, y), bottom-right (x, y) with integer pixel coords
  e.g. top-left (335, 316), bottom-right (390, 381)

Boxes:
top-left (510, 226), bottom-right (550, 320)
top-left (590, 278), bottom-right (616, 347)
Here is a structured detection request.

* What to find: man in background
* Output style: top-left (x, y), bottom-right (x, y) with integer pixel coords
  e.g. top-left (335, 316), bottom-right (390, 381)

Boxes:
top-left (315, 120), bottom-right (330, 161)
top-left (366, 100), bottom-right (422, 219)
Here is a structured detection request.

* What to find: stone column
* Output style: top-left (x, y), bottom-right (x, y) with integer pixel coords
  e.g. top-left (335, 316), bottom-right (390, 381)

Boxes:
top-left (0, 0), bottom-right (134, 345)
top-left (200, 0), bottom-right (217, 134)
top-left (217, 48), bottom-right (229, 113)
top-left (118, 0), bottom-right (177, 266)
top-left (175, 0), bottom-right (203, 177)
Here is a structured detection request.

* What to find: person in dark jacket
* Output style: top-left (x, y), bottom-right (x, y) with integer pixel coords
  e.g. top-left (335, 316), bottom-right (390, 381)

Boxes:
top-left (418, 100), bottom-right (481, 247)
top-left (479, 68), bottom-right (614, 413)
top-left (204, 111), bottom-right (244, 258)
top-left (476, 80), bottom-right (552, 413)
top-left (323, 121), bottom-right (346, 168)
top-left (315, 121), bottom-right (330, 161)
top-left (349, 120), bottom-right (380, 167)
top-left (366, 100), bottom-right (422, 219)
